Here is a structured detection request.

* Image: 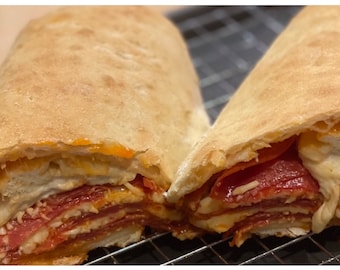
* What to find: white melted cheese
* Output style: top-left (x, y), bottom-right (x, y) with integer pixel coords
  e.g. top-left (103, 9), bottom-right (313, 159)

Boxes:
top-left (195, 197), bottom-right (253, 232)
top-left (258, 227), bottom-right (303, 237)
top-left (232, 180), bottom-right (259, 196)
top-left (193, 210), bottom-right (252, 233)
top-left (298, 131), bottom-right (340, 233)
top-left (194, 195), bottom-right (312, 234)
top-left (196, 197), bottom-right (224, 215)
top-left (84, 225), bottom-right (143, 250)
top-left (63, 214), bottom-right (123, 238)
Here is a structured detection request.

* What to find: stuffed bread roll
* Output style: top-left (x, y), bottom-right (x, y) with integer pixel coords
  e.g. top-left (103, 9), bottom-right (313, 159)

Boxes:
top-left (0, 6), bottom-right (210, 264)
top-left (167, 6), bottom-right (340, 247)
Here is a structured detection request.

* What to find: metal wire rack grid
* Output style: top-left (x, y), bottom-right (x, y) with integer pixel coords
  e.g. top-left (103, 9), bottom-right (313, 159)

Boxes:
top-left (85, 6), bottom-right (340, 265)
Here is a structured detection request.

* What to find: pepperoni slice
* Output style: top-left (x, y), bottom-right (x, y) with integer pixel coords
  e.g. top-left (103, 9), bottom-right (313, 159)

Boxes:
top-left (211, 146), bottom-right (321, 204)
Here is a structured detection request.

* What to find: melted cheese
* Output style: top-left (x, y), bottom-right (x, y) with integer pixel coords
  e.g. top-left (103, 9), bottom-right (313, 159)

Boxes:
top-left (16, 185), bottom-right (145, 257)
top-left (257, 227), bottom-right (306, 238)
top-left (232, 180), bottom-right (259, 196)
top-left (298, 131), bottom-right (340, 233)
top-left (19, 228), bottom-right (49, 255)
top-left (196, 197), bottom-right (224, 215)
top-left (146, 204), bottom-right (182, 221)
top-left (84, 225), bottom-right (143, 250)
top-left (103, 185), bottom-right (144, 206)
top-left (36, 139), bottom-right (135, 158)
top-left (193, 210), bottom-right (252, 233)
top-left (63, 214), bottom-right (124, 237)
top-left (89, 144), bottom-right (134, 158)
top-left (123, 182), bottom-right (144, 197)
top-left (194, 196), bottom-right (255, 232)
top-left (18, 211), bottom-right (127, 256)
top-left (0, 155), bottom-right (137, 226)
top-left (194, 194), bottom-right (313, 233)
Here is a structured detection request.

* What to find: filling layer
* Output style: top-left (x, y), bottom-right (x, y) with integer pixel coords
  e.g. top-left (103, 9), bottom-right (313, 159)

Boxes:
top-left (0, 153), bottom-right (140, 227)
top-left (183, 140), bottom-right (323, 247)
top-left (0, 175), bottom-right (199, 264)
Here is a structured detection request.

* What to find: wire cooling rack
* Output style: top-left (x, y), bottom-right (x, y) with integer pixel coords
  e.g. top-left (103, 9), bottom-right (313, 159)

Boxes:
top-left (85, 6), bottom-right (340, 265)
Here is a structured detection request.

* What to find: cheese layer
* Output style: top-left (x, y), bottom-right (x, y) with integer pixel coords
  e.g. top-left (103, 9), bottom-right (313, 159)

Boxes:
top-left (299, 131), bottom-right (340, 233)
top-left (0, 154), bottom-right (138, 226)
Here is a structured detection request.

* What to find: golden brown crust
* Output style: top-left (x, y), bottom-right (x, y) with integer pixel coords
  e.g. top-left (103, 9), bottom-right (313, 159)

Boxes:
top-left (0, 6), bottom-right (209, 187)
top-left (168, 6), bottom-right (340, 202)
